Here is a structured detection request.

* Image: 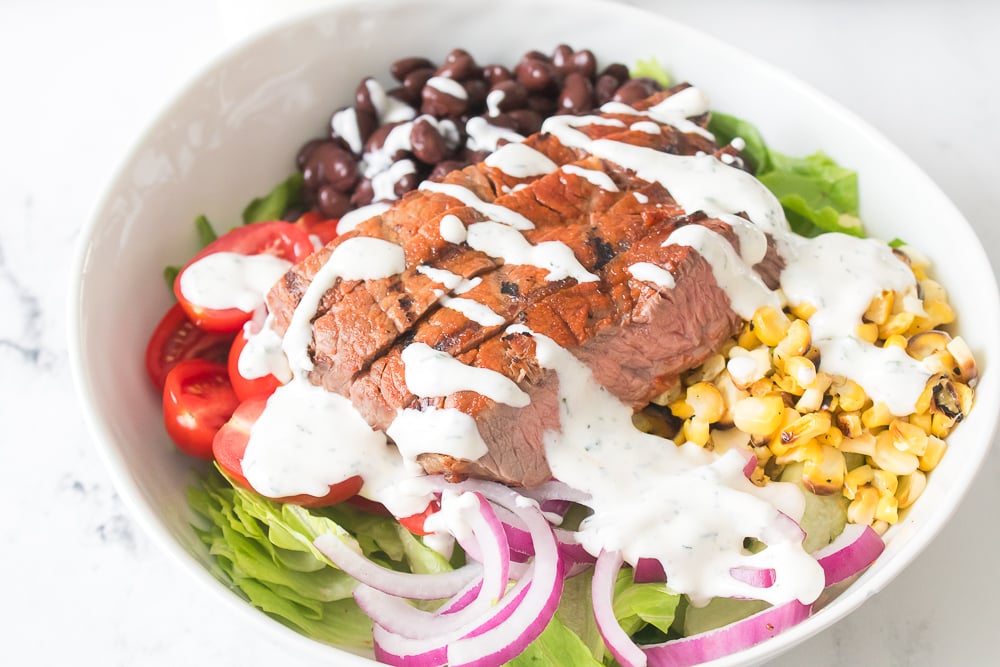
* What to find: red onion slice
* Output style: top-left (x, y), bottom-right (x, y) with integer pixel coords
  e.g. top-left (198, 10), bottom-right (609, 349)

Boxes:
top-left (642, 600), bottom-right (811, 666)
top-left (813, 523), bottom-right (885, 587)
top-left (593, 550), bottom-right (647, 667)
top-left (313, 532), bottom-right (480, 600)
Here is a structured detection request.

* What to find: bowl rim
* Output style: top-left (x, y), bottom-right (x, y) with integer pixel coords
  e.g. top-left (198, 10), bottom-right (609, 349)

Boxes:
top-left (67, 0), bottom-right (1000, 664)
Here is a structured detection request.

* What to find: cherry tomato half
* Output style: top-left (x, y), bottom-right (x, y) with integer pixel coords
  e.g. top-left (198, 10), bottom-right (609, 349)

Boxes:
top-left (212, 398), bottom-right (363, 507)
top-left (163, 359), bottom-right (240, 460)
top-left (293, 211), bottom-right (340, 246)
top-left (227, 328), bottom-right (281, 401)
top-left (398, 501), bottom-right (441, 536)
top-left (173, 221), bottom-right (314, 334)
top-left (146, 303), bottom-right (235, 389)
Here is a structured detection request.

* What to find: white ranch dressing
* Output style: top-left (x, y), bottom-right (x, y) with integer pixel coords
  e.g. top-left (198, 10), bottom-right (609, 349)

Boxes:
top-left (465, 116), bottom-right (525, 153)
top-left (628, 262), bottom-right (676, 289)
top-left (364, 78), bottom-right (416, 124)
top-left (371, 159), bottom-right (416, 202)
top-left (387, 407), bottom-right (490, 473)
top-left (401, 342), bottom-right (529, 407)
top-left (644, 86), bottom-right (714, 140)
top-left (439, 214), bottom-right (468, 244)
top-left (336, 202), bottom-right (392, 235)
top-left (419, 180), bottom-right (536, 230)
top-left (629, 120), bottom-right (662, 135)
top-left (466, 221), bottom-right (598, 284)
top-left (561, 164), bottom-right (619, 192)
top-left (416, 265), bottom-right (465, 290)
top-left (178, 252), bottom-right (291, 312)
top-left (426, 76), bottom-right (468, 100)
top-left (439, 296), bottom-right (505, 326)
top-left (485, 89), bottom-right (505, 117)
top-left (484, 142), bottom-right (558, 178)
top-left (514, 326), bottom-right (821, 606)
top-left (330, 107), bottom-right (363, 154)
top-left (633, 192), bottom-right (649, 204)
top-left (238, 313), bottom-right (291, 383)
top-left (282, 237), bottom-right (406, 373)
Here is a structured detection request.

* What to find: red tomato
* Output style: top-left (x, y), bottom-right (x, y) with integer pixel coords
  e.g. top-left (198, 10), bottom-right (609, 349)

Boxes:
top-left (294, 211), bottom-right (340, 246)
top-left (212, 398), bottom-right (364, 507)
top-left (398, 501), bottom-right (441, 536)
top-left (163, 359), bottom-right (240, 460)
top-left (173, 221), bottom-right (314, 334)
top-left (227, 328), bottom-right (281, 401)
top-left (146, 303), bottom-right (235, 389)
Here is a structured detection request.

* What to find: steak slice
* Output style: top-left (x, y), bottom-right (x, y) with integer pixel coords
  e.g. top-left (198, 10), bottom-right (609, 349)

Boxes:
top-left (266, 89), bottom-right (718, 395)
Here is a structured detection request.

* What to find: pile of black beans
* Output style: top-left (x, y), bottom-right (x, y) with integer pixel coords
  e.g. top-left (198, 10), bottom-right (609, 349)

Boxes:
top-left (296, 45), bottom-right (666, 219)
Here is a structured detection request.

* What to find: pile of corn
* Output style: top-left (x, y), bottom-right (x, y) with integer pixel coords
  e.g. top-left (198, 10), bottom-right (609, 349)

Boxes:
top-left (636, 248), bottom-right (977, 535)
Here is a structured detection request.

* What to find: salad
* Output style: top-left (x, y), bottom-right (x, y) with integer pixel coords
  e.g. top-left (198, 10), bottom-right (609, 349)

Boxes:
top-left (145, 45), bottom-right (976, 666)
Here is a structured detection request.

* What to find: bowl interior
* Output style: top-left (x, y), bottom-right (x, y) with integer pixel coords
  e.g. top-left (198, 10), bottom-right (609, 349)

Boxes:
top-left (69, 0), bottom-right (1000, 664)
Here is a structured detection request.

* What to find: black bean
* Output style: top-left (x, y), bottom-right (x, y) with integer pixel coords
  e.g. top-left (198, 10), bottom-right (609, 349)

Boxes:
top-left (296, 138), bottom-right (323, 170)
top-left (421, 83), bottom-right (468, 117)
top-left (600, 63), bottom-right (630, 83)
top-left (394, 171), bottom-right (421, 197)
top-left (506, 109), bottom-right (543, 135)
top-left (551, 44), bottom-right (574, 73)
top-left (429, 160), bottom-right (467, 181)
top-left (526, 94), bottom-right (557, 115)
top-left (351, 178), bottom-right (374, 206)
top-left (634, 76), bottom-right (665, 92)
top-left (523, 49), bottom-right (551, 63)
top-left (391, 56), bottom-right (434, 82)
top-left (484, 113), bottom-right (519, 131)
top-left (489, 80), bottom-right (528, 112)
top-left (571, 50), bottom-right (597, 79)
top-left (462, 148), bottom-right (491, 164)
top-left (317, 185), bottom-right (352, 218)
top-left (410, 118), bottom-right (447, 164)
top-left (463, 79), bottom-right (488, 114)
top-left (303, 142), bottom-right (359, 192)
top-left (355, 77), bottom-right (378, 115)
top-left (613, 78), bottom-right (659, 105)
top-left (558, 72), bottom-right (594, 114)
top-left (403, 67), bottom-right (435, 98)
top-left (364, 121), bottom-right (402, 155)
top-left (594, 74), bottom-right (620, 105)
top-left (386, 85), bottom-right (418, 107)
top-left (436, 48), bottom-right (478, 81)
top-left (515, 57), bottom-right (557, 92)
top-left (483, 64), bottom-right (513, 86)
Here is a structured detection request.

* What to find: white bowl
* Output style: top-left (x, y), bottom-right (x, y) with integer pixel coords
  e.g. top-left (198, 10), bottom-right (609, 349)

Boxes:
top-left (68, 0), bottom-right (1000, 664)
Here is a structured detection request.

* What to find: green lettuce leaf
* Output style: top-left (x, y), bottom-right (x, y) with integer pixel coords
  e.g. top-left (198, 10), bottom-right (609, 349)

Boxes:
top-left (631, 57), bottom-right (672, 88)
top-left (707, 112), bottom-right (771, 174)
top-left (242, 172), bottom-right (304, 224)
top-left (758, 151), bottom-right (862, 238)
top-left (613, 569), bottom-right (681, 636)
top-left (508, 612), bottom-right (604, 667)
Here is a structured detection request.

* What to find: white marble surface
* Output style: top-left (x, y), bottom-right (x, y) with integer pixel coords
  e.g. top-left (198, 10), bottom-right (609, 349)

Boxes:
top-left (3, 0), bottom-right (998, 664)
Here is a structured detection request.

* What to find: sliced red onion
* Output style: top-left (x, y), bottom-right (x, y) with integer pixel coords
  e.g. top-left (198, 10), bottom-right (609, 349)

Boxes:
top-left (313, 532), bottom-right (480, 600)
top-left (729, 567), bottom-right (776, 589)
top-left (633, 558), bottom-right (666, 584)
top-left (643, 600), bottom-right (811, 666)
top-left (521, 479), bottom-right (594, 506)
top-left (593, 549), bottom-right (647, 667)
top-left (813, 523), bottom-right (885, 587)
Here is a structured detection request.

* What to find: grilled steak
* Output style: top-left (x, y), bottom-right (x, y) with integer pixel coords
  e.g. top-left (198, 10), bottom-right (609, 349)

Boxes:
top-left (266, 86), bottom-right (776, 488)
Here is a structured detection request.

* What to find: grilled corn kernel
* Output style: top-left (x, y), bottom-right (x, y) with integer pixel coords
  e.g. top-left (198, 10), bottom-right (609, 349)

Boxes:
top-left (841, 433), bottom-right (877, 457)
top-left (872, 520), bottom-right (891, 536)
top-left (836, 411), bottom-right (864, 438)
top-left (855, 322), bottom-right (880, 344)
top-left (883, 333), bottom-right (908, 350)
top-left (817, 425), bottom-right (844, 449)
top-left (871, 468), bottom-right (899, 496)
top-left (879, 312), bottom-right (915, 339)
top-left (751, 306), bottom-right (791, 347)
top-left (924, 299), bottom-right (955, 326)
top-left (785, 356), bottom-right (817, 389)
top-left (947, 336), bottom-right (978, 386)
top-left (862, 401), bottom-right (894, 430)
top-left (780, 411), bottom-right (832, 446)
top-left (733, 395), bottom-right (785, 437)
top-left (913, 380), bottom-right (935, 415)
top-left (844, 464), bottom-right (875, 500)
top-left (905, 330), bottom-right (951, 361)
top-left (765, 407), bottom-right (802, 455)
top-left (790, 301), bottom-right (817, 320)
top-left (773, 373), bottom-right (804, 396)
top-left (668, 397), bottom-right (694, 420)
top-left (832, 378), bottom-right (867, 412)
top-left (714, 371), bottom-right (746, 426)
top-left (802, 444), bottom-right (846, 496)
top-left (919, 436), bottom-right (947, 471)
top-left (896, 470), bottom-right (927, 509)
top-left (737, 322), bottom-right (759, 349)
top-left (922, 349), bottom-right (958, 377)
top-left (774, 319), bottom-right (811, 360)
top-left (848, 487), bottom-right (880, 525)
top-left (930, 411), bottom-right (956, 438)
top-left (954, 381), bottom-right (974, 417)
top-left (875, 493), bottom-right (899, 524)
top-left (685, 382), bottom-right (725, 424)
top-left (908, 412), bottom-right (933, 434)
top-left (683, 418), bottom-right (711, 447)
top-left (796, 372), bottom-right (833, 413)
top-left (686, 354), bottom-right (727, 385)
top-left (872, 431), bottom-right (920, 476)
top-left (747, 377), bottom-right (777, 397)
top-left (889, 419), bottom-right (928, 456)
top-left (709, 425), bottom-right (751, 455)
top-left (775, 440), bottom-right (820, 466)
top-left (863, 290), bottom-right (894, 325)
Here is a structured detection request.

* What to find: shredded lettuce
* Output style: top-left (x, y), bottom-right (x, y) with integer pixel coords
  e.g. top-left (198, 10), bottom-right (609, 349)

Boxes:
top-left (708, 112), bottom-right (863, 238)
top-left (612, 569), bottom-right (681, 637)
top-left (242, 172), bottom-right (304, 224)
top-left (188, 470), bottom-right (453, 648)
